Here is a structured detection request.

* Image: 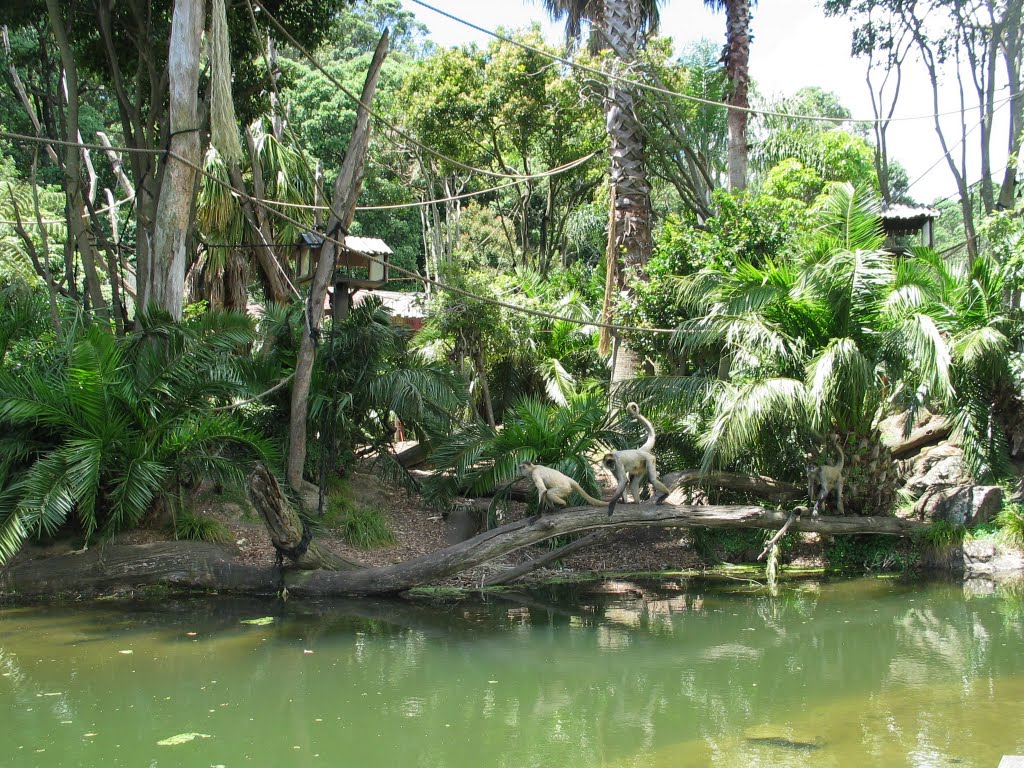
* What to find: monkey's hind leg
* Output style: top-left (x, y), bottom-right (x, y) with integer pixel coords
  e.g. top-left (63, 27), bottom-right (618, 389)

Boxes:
top-left (646, 457), bottom-right (671, 504)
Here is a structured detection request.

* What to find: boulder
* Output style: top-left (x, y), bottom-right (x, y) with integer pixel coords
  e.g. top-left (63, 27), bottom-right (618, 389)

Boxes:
top-left (963, 538), bottom-right (1024, 577)
top-left (442, 502), bottom-right (485, 544)
top-left (880, 410), bottom-right (951, 457)
top-left (913, 484), bottom-right (1003, 526)
top-left (901, 442), bottom-right (970, 498)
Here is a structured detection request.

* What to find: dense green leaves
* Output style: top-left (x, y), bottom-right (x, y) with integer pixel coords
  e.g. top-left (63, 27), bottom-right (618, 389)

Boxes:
top-left (0, 309), bottom-right (275, 563)
top-left (422, 392), bottom-right (624, 511)
top-left (632, 183), bottom-right (1020, 487)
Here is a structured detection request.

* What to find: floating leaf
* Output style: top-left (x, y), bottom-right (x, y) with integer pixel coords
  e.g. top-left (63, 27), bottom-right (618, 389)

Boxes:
top-left (240, 617), bottom-right (275, 626)
top-left (157, 732), bottom-right (211, 746)
top-left (118, 650), bottom-right (133, 655)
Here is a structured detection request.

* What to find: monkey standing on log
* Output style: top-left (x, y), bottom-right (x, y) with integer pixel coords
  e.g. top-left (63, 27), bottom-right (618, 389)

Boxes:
top-left (602, 402), bottom-right (672, 516)
top-left (807, 434), bottom-right (845, 515)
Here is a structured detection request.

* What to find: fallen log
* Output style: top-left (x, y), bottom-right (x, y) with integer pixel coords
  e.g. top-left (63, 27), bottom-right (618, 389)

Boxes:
top-left (0, 502), bottom-right (930, 599)
top-left (482, 530), bottom-right (611, 586)
top-left (885, 415), bottom-right (952, 458)
top-left (667, 471), bottom-right (803, 502)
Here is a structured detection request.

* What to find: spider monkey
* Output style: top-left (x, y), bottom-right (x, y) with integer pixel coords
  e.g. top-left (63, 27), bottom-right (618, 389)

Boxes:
top-left (602, 402), bottom-right (671, 516)
top-left (519, 461), bottom-right (604, 521)
top-left (807, 434), bottom-right (845, 515)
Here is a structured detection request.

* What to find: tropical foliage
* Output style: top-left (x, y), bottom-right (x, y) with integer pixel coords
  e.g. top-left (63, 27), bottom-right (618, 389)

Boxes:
top-left (0, 309), bottom-right (274, 563)
top-left (310, 296), bottom-right (466, 487)
top-left (623, 183), bottom-right (1019, 513)
top-left (422, 392), bottom-right (624, 511)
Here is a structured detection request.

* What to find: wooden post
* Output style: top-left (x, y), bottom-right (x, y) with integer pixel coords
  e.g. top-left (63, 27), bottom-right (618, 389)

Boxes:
top-left (286, 31), bottom-right (389, 497)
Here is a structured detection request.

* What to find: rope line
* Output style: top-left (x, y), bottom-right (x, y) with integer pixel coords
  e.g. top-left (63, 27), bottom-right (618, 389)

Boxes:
top-left (408, 0), bottom-right (1021, 126)
top-left (0, 127), bottom-right (677, 334)
top-left (250, 0), bottom-right (598, 181)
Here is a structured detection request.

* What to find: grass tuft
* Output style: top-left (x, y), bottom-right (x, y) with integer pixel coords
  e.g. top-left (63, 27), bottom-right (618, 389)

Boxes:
top-left (173, 511), bottom-right (231, 544)
top-left (340, 505), bottom-right (395, 549)
top-left (996, 504), bottom-right (1024, 547)
top-left (915, 519), bottom-right (966, 550)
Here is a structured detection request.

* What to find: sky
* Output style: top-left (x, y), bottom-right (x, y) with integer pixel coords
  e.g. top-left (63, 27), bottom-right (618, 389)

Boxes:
top-left (404, 0), bottom-right (1016, 204)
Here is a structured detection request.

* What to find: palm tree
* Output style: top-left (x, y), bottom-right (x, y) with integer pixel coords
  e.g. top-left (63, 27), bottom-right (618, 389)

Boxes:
top-left (310, 296), bottom-right (467, 489)
top-left (196, 119), bottom-right (316, 310)
top-left (421, 391), bottom-right (624, 511)
top-left (703, 0), bottom-right (755, 191)
top-left (623, 183), bottom-right (1014, 514)
top-left (0, 310), bottom-right (275, 563)
top-left (541, 0), bottom-right (660, 382)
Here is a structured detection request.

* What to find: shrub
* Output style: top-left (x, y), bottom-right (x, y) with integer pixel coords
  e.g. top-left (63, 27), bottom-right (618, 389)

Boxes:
top-left (825, 534), bottom-right (919, 572)
top-left (340, 505), bottom-right (395, 549)
top-left (173, 511), bottom-right (231, 544)
top-left (0, 310), bottom-right (275, 563)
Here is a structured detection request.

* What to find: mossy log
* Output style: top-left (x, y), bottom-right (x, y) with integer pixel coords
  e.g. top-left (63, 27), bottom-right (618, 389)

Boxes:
top-left (0, 502), bottom-right (929, 599)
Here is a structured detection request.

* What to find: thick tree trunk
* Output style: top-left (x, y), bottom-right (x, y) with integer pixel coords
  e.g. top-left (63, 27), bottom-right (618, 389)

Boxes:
top-left (45, 0), bottom-right (108, 320)
top-left (0, 502), bottom-right (930, 599)
top-left (150, 0), bottom-right (206, 320)
top-left (287, 32), bottom-right (389, 495)
top-left (723, 0), bottom-right (751, 192)
top-left (997, 0), bottom-right (1022, 210)
top-left (601, 0), bottom-right (652, 384)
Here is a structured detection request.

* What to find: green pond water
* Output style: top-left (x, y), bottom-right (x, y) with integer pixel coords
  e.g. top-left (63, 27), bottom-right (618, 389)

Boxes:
top-left (1, 576), bottom-right (1023, 768)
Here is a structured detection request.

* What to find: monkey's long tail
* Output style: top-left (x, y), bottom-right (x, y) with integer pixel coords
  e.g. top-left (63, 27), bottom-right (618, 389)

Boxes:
top-left (634, 411), bottom-right (657, 453)
top-left (572, 483), bottom-right (606, 507)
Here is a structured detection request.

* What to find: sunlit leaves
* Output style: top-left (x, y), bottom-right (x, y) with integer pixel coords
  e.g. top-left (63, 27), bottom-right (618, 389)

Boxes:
top-left (0, 308), bottom-right (271, 563)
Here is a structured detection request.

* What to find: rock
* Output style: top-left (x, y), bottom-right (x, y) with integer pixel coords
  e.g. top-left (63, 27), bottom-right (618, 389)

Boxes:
top-left (442, 503), bottom-right (485, 544)
top-left (914, 484), bottom-right (1003, 526)
top-left (880, 410), bottom-right (951, 457)
top-left (963, 538), bottom-right (1024, 577)
top-left (901, 442), bottom-right (970, 498)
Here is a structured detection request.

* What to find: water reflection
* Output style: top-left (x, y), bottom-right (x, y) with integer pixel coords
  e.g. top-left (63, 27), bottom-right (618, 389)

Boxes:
top-left (0, 577), bottom-right (1022, 767)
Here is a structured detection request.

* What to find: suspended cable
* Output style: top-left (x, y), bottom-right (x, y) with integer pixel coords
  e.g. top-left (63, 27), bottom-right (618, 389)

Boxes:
top-left (407, 0), bottom-right (1021, 126)
top-left (249, 0), bottom-right (593, 180)
top-left (0, 127), bottom-right (677, 335)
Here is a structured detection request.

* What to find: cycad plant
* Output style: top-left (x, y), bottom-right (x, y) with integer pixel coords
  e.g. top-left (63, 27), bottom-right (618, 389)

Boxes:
top-left (422, 391), bottom-right (623, 511)
top-left (0, 310), bottom-right (275, 563)
top-left (627, 183), bottom-right (1015, 515)
top-left (310, 296), bottom-right (466, 489)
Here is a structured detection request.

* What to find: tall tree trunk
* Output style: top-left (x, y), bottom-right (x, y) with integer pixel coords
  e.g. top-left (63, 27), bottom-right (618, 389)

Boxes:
top-left (724, 0), bottom-right (752, 192)
top-left (601, 0), bottom-right (653, 384)
top-left (45, 0), bottom-right (108, 320)
top-left (997, 0), bottom-right (1022, 210)
top-left (286, 31), bottom-right (389, 496)
top-left (150, 0), bottom-right (206, 320)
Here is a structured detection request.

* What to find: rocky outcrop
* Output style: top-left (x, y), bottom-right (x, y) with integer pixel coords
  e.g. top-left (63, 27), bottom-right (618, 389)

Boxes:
top-left (901, 442), bottom-right (971, 498)
top-left (914, 484), bottom-right (1003, 526)
top-left (880, 411), bottom-right (952, 458)
top-left (962, 539), bottom-right (1024, 578)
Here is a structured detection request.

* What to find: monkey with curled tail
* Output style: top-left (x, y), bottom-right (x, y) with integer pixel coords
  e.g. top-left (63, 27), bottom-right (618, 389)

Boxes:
top-left (602, 402), bottom-right (672, 516)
